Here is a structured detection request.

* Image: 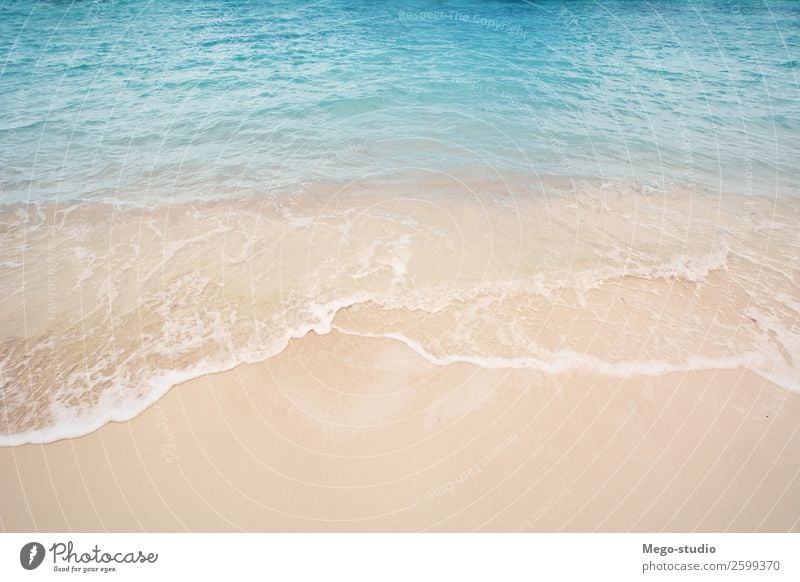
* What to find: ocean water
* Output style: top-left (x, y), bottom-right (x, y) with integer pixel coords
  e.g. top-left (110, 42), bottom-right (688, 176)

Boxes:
top-left (2, 0), bottom-right (799, 202)
top-left (1, 0), bottom-right (799, 444)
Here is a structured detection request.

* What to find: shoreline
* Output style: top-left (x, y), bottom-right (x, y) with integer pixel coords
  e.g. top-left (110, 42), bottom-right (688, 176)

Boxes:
top-left (0, 170), bottom-right (795, 213)
top-left (3, 318), bottom-right (797, 448)
top-left (2, 173), bottom-right (799, 445)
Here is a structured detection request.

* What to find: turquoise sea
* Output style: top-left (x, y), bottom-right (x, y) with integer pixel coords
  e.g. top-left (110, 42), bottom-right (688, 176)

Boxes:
top-left (1, 0), bottom-right (798, 203)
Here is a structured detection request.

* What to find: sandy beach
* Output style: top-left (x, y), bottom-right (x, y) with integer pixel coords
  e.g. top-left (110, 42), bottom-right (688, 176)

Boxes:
top-left (2, 0), bottom-right (799, 557)
top-left (2, 330), bottom-right (798, 532)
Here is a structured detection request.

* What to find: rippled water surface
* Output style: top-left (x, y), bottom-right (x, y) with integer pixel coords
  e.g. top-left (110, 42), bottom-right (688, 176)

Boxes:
top-left (1, 0), bottom-right (798, 202)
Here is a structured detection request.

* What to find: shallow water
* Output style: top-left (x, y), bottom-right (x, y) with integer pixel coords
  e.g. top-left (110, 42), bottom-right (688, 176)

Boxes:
top-left (1, 1), bottom-right (799, 444)
top-left (1, 174), bottom-right (799, 444)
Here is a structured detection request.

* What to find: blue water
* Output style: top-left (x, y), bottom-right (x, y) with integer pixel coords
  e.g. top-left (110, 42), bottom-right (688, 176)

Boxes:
top-left (1, 0), bottom-right (798, 203)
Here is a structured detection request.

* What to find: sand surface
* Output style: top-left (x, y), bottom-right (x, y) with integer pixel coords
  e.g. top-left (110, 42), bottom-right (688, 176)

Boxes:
top-left (2, 330), bottom-right (798, 532)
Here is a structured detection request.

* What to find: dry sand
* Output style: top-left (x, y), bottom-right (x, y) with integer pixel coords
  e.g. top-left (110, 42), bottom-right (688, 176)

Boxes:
top-left (2, 330), bottom-right (799, 532)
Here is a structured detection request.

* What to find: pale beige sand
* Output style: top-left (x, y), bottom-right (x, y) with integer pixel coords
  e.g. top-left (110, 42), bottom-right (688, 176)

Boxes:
top-left (2, 330), bottom-right (799, 532)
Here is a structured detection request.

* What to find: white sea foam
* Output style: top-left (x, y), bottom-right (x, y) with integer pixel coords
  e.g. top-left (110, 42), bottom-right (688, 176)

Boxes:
top-left (1, 177), bottom-right (798, 445)
top-left (330, 326), bottom-right (776, 380)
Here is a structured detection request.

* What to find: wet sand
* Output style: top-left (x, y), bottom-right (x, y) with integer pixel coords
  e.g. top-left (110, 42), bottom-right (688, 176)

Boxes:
top-left (2, 330), bottom-right (798, 532)
top-left (3, 177), bottom-right (800, 446)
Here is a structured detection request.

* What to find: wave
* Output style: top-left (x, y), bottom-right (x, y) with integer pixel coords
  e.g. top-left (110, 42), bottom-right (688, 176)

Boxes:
top-left (1, 174), bottom-right (798, 445)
